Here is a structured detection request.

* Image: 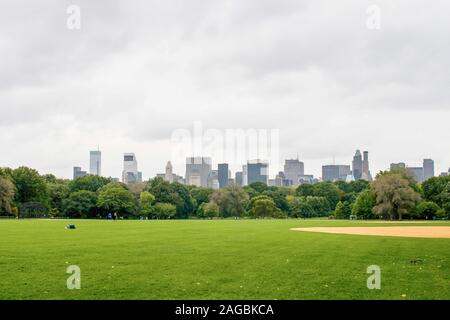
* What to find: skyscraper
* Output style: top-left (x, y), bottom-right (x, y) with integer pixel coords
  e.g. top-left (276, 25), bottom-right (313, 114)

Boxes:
top-left (247, 160), bottom-right (269, 185)
top-left (235, 171), bottom-right (243, 186)
top-left (218, 163), bottom-right (229, 189)
top-left (361, 151), bottom-right (372, 181)
top-left (207, 170), bottom-right (220, 190)
top-left (89, 150), bottom-right (101, 176)
top-left (322, 165), bottom-right (351, 182)
top-left (73, 166), bottom-right (87, 179)
top-left (352, 150), bottom-right (363, 180)
top-left (284, 159), bottom-right (305, 186)
top-left (185, 157), bottom-right (212, 187)
top-left (165, 161), bottom-right (174, 183)
top-left (122, 153), bottom-right (142, 184)
top-left (407, 167), bottom-right (424, 183)
top-left (390, 162), bottom-right (406, 171)
top-left (423, 159), bottom-right (435, 181)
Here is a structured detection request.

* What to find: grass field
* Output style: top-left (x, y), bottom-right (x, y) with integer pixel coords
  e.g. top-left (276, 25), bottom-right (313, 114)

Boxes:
top-left (0, 219), bottom-right (449, 300)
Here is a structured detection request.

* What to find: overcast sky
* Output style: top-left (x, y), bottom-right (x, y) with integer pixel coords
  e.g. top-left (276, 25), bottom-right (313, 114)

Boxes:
top-left (1, 0), bottom-right (449, 180)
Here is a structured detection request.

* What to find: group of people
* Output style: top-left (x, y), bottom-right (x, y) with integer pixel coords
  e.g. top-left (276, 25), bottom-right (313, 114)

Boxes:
top-left (107, 212), bottom-right (118, 220)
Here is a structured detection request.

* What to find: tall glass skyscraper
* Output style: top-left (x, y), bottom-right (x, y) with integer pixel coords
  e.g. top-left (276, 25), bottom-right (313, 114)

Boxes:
top-left (218, 163), bottom-right (229, 188)
top-left (89, 150), bottom-right (101, 176)
top-left (352, 150), bottom-right (363, 180)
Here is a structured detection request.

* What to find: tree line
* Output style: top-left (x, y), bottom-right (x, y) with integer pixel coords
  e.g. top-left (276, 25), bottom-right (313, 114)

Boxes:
top-left (0, 166), bottom-right (449, 220)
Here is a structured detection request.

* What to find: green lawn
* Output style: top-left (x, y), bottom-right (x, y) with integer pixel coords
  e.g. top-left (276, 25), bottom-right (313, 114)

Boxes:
top-left (0, 219), bottom-right (449, 300)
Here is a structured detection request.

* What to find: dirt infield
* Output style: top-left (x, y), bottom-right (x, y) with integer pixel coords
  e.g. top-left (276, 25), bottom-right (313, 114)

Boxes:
top-left (290, 226), bottom-right (450, 239)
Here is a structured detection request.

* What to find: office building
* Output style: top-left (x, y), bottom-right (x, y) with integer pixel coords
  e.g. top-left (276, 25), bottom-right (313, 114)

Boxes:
top-left (361, 151), bottom-right (372, 181)
top-left (274, 171), bottom-right (291, 187)
top-left (165, 161), bottom-right (174, 182)
top-left (423, 159), bottom-right (435, 181)
top-left (235, 171), bottom-right (243, 186)
top-left (352, 150), bottom-right (363, 180)
top-left (247, 160), bottom-right (269, 185)
top-left (390, 163), bottom-right (406, 171)
top-left (73, 166), bottom-right (86, 179)
top-left (185, 157), bottom-right (212, 187)
top-left (283, 159), bottom-right (305, 186)
top-left (218, 163), bottom-right (229, 188)
top-left (207, 170), bottom-right (220, 190)
top-left (89, 150), bottom-right (101, 176)
top-left (322, 165), bottom-right (351, 182)
top-left (122, 153), bottom-right (142, 184)
top-left (407, 167), bottom-right (424, 183)
top-left (242, 165), bottom-right (248, 186)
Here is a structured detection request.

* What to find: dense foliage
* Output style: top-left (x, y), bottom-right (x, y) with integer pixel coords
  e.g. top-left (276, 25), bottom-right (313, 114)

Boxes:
top-left (0, 166), bottom-right (449, 220)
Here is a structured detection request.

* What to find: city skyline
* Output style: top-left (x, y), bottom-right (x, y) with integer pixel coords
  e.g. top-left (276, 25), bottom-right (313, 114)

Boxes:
top-left (67, 148), bottom-right (447, 183)
top-left (1, 1), bottom-right (449, 180)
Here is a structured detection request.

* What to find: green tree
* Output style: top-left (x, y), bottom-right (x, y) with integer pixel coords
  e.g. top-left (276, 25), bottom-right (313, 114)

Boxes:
top-left (190, 187), bottom-right (214, 209)
top-left (97, 184), bottom-right (136, 216)
top-left (69, 175), bottom-right (112, 193)
top-left (313, 182), bottom-right (342, 210)
top-left (171, 182), bottom-right (195, 218)
top-left (248, 182), bottom-right (269, 194)
top-left (261, 189), bottom-right (289, 212)
top-left (11, 167), bottom-right (48, 205)
top-left (248, 196), bottom-right (283, 218)
top-left (146, 177), bottom-right (191, 217)
top-left (305, 196), bottom-right (331, 217)
top-left (286, 195), bottom-right (314, 218)
top-left (416, 201), bottom-right (441, 220)
top-left (296, 184), bottom-right (315, 197)
top-left (422, 176), bottom-right (450, 208)
top-left (334, 201), bottom-right (352, 219)
top-left (372, 172), bottom-right (421, 220)
top-left (210, 184), bottom-right (249, 217)
top-left (153, 203), bottom-right (177, 219)
top-left (139, 191), bottom-right (155, 216)
top-left (47, 182), bottom-right (70, 215)
top-left (351, 190), bottom-right (376, 219)
top-left (63, 190), bottom-right (98, 218)
top-left (197, 202), bottom-right (220, 219)
top-left (242, 186), bottom-right (260, 199)
top-left (0, 177), bottom-right (15, 215)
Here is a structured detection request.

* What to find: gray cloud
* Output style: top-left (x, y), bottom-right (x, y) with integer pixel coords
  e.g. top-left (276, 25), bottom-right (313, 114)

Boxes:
top-left (0, 0), bottom-right (449, 179)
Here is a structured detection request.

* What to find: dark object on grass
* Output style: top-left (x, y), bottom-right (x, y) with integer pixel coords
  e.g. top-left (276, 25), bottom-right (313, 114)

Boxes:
top-left (66, 224), bottom-right (76, 229)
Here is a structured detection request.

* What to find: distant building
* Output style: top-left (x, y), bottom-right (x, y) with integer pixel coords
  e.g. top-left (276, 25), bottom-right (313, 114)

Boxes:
top-left (247, 160), bottom-right (269, 185)
top-left (298, 175), bottom-right (316, 184)
top-left (89, 150), bottom-right (101, 176)
top-left (165, 161), bottom-right (174, 182)
top-left (122, 153), bottom-right (142, 184)
top-left (322, 165), bottom-right (351, 182)
top-left (283, 159), bottom-right (305, 186)
top-left (407, 167), bottom-right (424, 183)
top-left (207, 170), bottom-right (220, 190)
top-left (242, 165), bottom-right (248, 186)
top-left (361, 151), bottom-right (372, 181)
top-left (218, 163), bottom-right (229, 188)
top-left (390, 163), bottom-right (406, 171)
top-left (73, 166), bottom-right (87, 179)
top-left (185, 157), bottom-right (212, 187)
top-left (423, 159), bottom-right (435, 181)
top-left (274, 171), bottom-right (291, 187)
top-left (352, 150), bottom-right (363, 180)
top-left (235, 171), bottom-right (243, 186)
